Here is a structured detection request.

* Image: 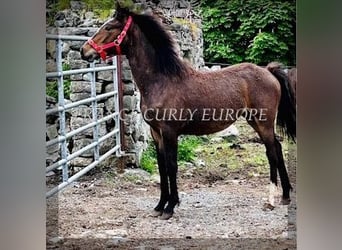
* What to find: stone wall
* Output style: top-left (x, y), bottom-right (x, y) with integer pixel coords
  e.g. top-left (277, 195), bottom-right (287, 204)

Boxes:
top-left (46, 0), bottom-right (204, 170)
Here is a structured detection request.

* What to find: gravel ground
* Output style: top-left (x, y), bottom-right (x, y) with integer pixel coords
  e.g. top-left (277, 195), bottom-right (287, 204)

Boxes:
top-left (47, 122), bottom-right (296, 249)
top-left (47, 169), bottom-right (296, 249)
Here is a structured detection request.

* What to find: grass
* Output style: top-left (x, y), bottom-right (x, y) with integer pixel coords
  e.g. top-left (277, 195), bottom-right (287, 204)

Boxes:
top-left (139, 120), bottom-right (295, 184)
top-left (139, 135), bottom-right (203, 174)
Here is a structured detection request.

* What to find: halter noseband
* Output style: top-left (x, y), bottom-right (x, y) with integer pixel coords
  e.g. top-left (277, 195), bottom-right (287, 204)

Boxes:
top-left (87, 16), bottom-right (133, 60)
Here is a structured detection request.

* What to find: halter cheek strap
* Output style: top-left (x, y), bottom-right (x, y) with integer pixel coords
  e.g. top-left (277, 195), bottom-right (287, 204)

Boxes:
top-left (88, 16), bottom-right (133, 60)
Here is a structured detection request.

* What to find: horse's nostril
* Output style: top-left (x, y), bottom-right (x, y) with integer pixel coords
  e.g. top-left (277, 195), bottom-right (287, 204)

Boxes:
top-left (80, 48), bottom-right (86, 59)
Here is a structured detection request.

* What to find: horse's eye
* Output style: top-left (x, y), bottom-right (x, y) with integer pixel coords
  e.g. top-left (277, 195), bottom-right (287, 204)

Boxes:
top-left (104, 26), bottom-right (112, 31)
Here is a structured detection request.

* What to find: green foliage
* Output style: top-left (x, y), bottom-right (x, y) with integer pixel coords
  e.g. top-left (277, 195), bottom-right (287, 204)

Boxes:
top-left (46, 80), bottom-right (71, 100)
top-left (81, 0), bottom-right (115, 20)
top-left (246, 32), bottom-right (288, 65)
top-left (140, 136), bottom-right (203, 173)
top-left (177, 136), bottom-right (202, 162)
top-left (48, 0), bottom-right (115, 21)
top-left (200, 0), bottom-right (296, 65)
top-left (46, 63), bottom-right (72, 99)
top-left (140, 142), bottom-right (157, 174)
top-left (57, 0), bottom-right (71, 10)
top-left (81, 0), bottom-right (113, 10)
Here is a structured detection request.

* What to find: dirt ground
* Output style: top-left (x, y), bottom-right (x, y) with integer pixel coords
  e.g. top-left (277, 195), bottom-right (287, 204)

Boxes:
top-left (46, 122), bottom-right (297, 249)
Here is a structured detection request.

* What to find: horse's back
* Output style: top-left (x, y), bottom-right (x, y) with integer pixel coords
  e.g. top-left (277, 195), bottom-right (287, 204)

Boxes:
top-left (219, 62), bottom-right (281, 106)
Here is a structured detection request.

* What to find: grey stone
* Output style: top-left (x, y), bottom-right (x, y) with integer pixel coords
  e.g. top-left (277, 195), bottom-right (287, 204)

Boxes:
top-left (104, 83), bottom-right (114, 93)
top-left (62, 42), bottom-right (70, 56)
top-left (72, 138), bottom-right (93, 157)
top-left (70, 81), bottom-right (102, 93)
top-left (104, 97), bottom-right (115, 113)
top-left (123, 83), bottom-right (135, 95)
top-left (70, 92), bottom-right (90, 102)
top-left (55, 12), bottom-right (65, 21)
top-left (97, 70), bottom-right (113, 81)
top-left (123, 96), bottom-right (137, 111)
top-left (70, 117), bottom-right (107, 138)
top-left (48, 236), bottom-right (64, 244)
top-left (70, 74), bottom-right (83, 80)
top-left (124, 135), bottom-right (135, 151)
top-left (69, 60), bottom-right (88, 69)
top-left (67, 50), bottom-right (81, 61)
top-left (160, 247), bottom-right (175, 250)
top-left (122, 69), bottom-right (133, 81)
top-left (210, 137), bottom-right (224, 143)
top-left (70, 157), bottom-right (93, 167)
top-left (80, 20), bottom-right (96, 27)
top-left (47, 143), bottom-right (59, 155)
top-left (105, 229), bottom-right (128, 237)
top-left (84, 11), bottom-right (94, 20)
top-left (46, 124), bottom-right (58, 140)
top-left (106, 236), bottom-right (128, 247)
top-left (46, 40), bottom-right (56, 58)
top-left (46, 95), bottom-right (57, 104)
top-left (211, 65), bottom-right (221, 71)
top-left (122, 169), bottom-right (151, 181)
top-left (70, 105), bottom-right (104, 119)
top-left (69, 40), bottom-right (85, 50)
top-left (121, 58), bottom-right (130, 70)
top-left (99, 137), bottom-right (116, 155)
top-left (214, 125), bottom-right (239, 137)
top-left (70, 1), bottom-right (86, 11)
top-left (55, 20), bottom-right (67, 27)
top-left (46, 59), bottom-right (57, 72)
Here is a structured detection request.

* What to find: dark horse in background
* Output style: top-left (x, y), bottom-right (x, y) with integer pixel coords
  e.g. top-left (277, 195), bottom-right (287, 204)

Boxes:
top-left (287, 67), bottom-right (297, 103)
top-left (81, 4), bottom-right (296, 220)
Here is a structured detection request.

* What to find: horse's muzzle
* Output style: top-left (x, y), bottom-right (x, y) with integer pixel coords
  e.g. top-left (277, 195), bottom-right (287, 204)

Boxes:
top-left (80, 47), bottom-right (98, 62)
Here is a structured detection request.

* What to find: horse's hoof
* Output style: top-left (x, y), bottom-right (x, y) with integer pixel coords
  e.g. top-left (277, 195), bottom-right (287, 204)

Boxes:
top-left (281, 197), bottom-right (291, 205)
top-left (262, 202), bottom-right (275, 211)
top-left (160, 212), bottom-right (173, 220)
top-left (151, 210), bottom-right (163, 217)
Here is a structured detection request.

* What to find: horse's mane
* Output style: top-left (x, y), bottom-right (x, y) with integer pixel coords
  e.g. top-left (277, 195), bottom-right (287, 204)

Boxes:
top-left (132, 13), bottom-right (189, 78)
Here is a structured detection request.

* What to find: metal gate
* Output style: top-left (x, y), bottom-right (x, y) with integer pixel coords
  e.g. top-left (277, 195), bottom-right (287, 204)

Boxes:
top-left (46, 34), bottom-right (122, 198)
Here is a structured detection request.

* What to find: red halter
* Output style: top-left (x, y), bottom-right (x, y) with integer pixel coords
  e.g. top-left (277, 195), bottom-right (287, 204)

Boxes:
top-left (87, 16), bottom-right (133, 60)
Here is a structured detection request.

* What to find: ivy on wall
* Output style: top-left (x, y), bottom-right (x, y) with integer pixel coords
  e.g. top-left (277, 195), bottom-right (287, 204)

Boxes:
top-left (200, 0), bottom-right (296, 65)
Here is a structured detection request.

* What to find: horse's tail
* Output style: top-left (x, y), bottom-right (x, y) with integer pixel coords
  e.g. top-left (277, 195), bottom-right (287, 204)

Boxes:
top-left (266, 62), bottom-right (296, 142)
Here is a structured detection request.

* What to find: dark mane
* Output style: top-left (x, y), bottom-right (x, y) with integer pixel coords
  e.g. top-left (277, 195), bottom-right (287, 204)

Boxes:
top-left (132, 13), bottom-right (189, 78)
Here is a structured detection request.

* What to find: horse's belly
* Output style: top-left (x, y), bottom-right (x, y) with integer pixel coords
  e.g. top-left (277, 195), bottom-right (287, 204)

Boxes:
top-left (181, 120), bottom-right (235, 135)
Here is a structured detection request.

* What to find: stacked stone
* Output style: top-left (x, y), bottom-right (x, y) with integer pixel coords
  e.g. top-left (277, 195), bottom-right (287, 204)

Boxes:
top-left (141, 0), bottom-right (205, 68)
top-left (46, 96), bottom-right (60, 170)
top-left (120, 59), bottom-right (150, 165)
top-left (46, 0), bottom-right (204, 170)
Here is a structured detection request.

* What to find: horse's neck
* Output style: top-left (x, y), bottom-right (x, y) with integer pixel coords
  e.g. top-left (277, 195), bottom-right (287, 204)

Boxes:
top-left (125, 32), bottom-right (159, 93)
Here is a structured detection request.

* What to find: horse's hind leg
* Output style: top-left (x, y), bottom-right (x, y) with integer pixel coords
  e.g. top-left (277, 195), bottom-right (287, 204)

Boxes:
top-left (274, 138), bottom-right (292, 204)
top-left (247, 118), bottom-right (292, 206)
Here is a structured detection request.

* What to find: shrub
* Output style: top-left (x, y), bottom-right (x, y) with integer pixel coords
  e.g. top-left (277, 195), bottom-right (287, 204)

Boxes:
top-left (139, 135), bottom-right (203, 173)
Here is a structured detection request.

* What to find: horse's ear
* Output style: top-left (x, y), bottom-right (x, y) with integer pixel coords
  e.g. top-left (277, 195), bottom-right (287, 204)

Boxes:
top-left (115, 1), bottom-right (131, 19)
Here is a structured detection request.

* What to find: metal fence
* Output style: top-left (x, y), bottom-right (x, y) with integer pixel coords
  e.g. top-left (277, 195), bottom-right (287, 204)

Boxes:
top-left (46, 34), bottom-right (122, 198)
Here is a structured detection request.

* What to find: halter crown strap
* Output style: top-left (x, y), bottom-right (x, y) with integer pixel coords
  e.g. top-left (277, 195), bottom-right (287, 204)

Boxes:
top-left (88, 16), bottom-right (133, 60)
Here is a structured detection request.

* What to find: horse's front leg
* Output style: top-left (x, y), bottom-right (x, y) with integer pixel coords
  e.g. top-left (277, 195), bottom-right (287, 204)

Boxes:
top-left (151, 148), bottom-right (169, 216)
top-left (150, 128), bottom-right (169, 217)
top-left (160, 133), bottom-right (179, 220)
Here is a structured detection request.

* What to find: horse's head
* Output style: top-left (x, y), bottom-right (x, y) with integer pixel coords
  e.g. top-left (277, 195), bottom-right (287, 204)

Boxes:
top-left (80, 5), bottom-right (132, 62)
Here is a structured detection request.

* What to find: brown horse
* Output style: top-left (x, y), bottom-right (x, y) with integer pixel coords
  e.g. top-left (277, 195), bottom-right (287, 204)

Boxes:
top-left (287, 67), bottom-right (297, 103)
top-left (81, 4), bottom-right (296, 220)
